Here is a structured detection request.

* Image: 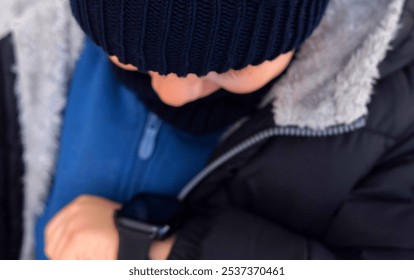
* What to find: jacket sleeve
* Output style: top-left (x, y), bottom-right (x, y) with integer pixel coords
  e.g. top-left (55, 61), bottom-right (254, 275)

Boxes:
top-left (168, 206), bottom-right (336, 260)
top-left (169, 142), bottom-right (414, 260)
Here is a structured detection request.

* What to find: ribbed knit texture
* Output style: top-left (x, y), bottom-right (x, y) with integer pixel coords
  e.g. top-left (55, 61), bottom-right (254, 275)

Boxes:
top-left (70, 0), bottom-right (330, 77)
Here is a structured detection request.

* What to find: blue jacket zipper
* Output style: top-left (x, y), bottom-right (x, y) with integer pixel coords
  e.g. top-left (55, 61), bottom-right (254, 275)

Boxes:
top-left (138, 112), bottom-right (162, 160)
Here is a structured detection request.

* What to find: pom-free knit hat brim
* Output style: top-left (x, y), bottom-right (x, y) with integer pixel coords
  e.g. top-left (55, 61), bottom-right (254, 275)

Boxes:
top-left (71, 0), bottom-right (330, 77)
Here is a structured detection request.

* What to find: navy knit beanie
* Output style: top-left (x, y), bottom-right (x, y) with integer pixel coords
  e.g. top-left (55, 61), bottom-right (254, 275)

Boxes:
top-left (70, 0), bottom-right (330, 77)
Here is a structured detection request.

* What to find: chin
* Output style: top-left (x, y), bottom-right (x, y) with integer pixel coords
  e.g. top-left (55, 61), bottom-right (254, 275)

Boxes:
top-left (221, 77), bottom-right (272, 94)
top-left (224, 85), bottom-right (264, 94)
top-left (158, 95), bottom-right (192, 107)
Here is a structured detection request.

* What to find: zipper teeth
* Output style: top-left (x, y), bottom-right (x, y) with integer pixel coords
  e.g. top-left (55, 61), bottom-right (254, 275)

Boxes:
top-left (178, 117), bottom-right (366, 201)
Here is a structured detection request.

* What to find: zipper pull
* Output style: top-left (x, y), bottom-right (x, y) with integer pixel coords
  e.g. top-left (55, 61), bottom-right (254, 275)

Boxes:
top-left (138, 112), bottom-right (162, 160)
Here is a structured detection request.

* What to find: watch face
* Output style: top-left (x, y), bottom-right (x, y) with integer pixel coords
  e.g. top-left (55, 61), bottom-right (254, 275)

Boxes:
top-left (118, 193), bottom-right (183, 227)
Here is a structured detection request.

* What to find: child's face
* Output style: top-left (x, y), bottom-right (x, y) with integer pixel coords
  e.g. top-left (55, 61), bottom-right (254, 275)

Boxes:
top-left (110, 51), bottom-right (294, 107)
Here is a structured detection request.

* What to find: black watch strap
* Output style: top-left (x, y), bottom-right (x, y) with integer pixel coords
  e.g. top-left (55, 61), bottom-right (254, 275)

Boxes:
top-left (117, 223), bottom-right (153, 260)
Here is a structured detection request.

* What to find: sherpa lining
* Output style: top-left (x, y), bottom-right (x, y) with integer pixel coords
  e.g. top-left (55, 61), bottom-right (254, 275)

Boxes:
top-left (0, 0), bottom-right (39, 39)
top-left (261, 0), bottom-right (406, 129)
top-left (9, 0), bottom-right (85, 259)
top-left (5, 0), bottom-right (406, 259)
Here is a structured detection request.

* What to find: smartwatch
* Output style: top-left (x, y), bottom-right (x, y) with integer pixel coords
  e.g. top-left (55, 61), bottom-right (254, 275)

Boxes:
top-left (114, 193), bottom-right (184, 260)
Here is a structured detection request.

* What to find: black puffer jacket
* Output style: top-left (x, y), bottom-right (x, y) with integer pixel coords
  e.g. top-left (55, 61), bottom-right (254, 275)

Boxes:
top-left (0, 34), bottom-right (24, 260)
top-left (153, 0), bottom-right (414, 260)
top-left (1, 0), bottom-right (414, 260)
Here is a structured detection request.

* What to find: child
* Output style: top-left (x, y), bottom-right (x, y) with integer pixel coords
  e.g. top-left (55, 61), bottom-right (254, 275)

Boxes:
top-left (0, 0), bottom-right (413, 260)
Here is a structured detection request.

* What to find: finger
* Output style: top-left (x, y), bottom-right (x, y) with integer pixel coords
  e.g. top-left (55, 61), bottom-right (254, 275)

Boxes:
top-left (45, 204), bottom-right (78, 259)
top-left (53, 232), bottom-right (72, 260)
top-left (52, 218), bottom-right (83, 260)
top-left (45, 221), bottom-right (69, 260)
top-left (56, 243), bottom-right (79, 260)
top-left (45, 205), bottom-right (72, 240)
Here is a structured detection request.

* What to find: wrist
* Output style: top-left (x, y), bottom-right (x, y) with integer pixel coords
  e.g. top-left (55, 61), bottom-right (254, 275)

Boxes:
top-left (148, 235), bottom-right (176, 260)
top-left (115, 193), bottom-right (184, 260)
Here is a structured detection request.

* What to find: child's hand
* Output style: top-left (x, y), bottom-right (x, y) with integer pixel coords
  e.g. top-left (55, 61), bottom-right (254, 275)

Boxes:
top-left (45, 195), bottom-right (121, 260)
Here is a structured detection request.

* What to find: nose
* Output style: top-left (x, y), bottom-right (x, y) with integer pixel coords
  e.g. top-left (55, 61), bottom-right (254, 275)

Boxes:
top-left (148, 71), bottom-right (206, 106)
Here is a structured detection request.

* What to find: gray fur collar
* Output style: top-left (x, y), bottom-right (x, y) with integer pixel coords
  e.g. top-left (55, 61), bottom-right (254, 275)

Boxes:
top-left (9, 0), bottom-right (85, 259)
top-left (0, 0), bottom-right (38, 39)
top-left (262, 0), bottom-right (406, 129)
top-left (5, 0), bottom-right (405, 259)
